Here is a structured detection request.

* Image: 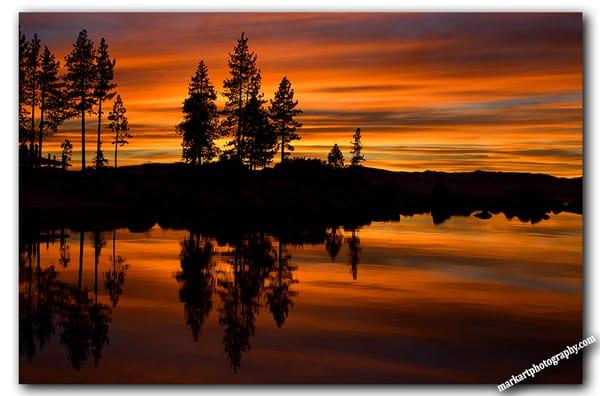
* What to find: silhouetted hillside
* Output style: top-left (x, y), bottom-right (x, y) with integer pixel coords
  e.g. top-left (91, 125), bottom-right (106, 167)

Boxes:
top-left (20, 159), bottom-right (582, 232)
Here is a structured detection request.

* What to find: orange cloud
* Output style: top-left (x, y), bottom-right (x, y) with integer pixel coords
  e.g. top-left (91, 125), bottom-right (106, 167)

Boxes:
top-left (20, 13), bottom-right (582, 176)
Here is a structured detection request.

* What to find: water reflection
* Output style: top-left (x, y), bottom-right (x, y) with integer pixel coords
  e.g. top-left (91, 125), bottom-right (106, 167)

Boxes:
top-left (218, 232), bottom-right (276, 372)
top-left (19, 231), bottom-right (118, 370)
top-left (105, 230), bottom-right (129, 307)
top-left (175, 232), bottom-right (215, 341)
top-left (20, 226), bottom-right (360, 374)
top-left (19, 213), bottom-right (582, 383)
top-left (19, 241), bottom-right (56, 362)
top-left (265, 242), bottom-right (298, 328)
top-left (325, 227), bottom-right (344, 262)
top-left (347, 229), bottom-right (361, 280)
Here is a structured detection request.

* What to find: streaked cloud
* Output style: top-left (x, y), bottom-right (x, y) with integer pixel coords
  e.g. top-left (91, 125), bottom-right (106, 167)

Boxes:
top-left (20, 13), bottom-right (582, 176)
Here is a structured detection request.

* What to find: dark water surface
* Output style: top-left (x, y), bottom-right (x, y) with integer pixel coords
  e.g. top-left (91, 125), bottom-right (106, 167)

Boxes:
top-left (19, 213), bottom-right (582, 384)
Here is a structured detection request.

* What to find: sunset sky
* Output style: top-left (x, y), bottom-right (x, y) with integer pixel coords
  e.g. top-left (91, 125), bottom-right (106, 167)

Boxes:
top-left (19, 13), bottom-right (582, 176)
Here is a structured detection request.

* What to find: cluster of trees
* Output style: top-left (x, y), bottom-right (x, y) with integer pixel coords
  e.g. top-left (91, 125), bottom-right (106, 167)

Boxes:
top-left (20, 29), bottom-right (366, 173)
top-left (177, 33), bottom-right (367, 171)
top-left (19, 29), bottom-right (131, 171)
top-left (177, 33), bottom-right (304, 169)
top-left (327, 128), bottom-right (365, 169)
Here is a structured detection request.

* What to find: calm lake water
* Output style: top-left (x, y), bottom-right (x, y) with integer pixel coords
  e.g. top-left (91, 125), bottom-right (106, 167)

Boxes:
top-left (19, 213), bottom-right (582, 384)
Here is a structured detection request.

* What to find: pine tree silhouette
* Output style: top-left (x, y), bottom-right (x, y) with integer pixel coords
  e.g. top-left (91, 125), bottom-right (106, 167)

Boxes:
top-left (107, 95), bottom-right (131, 168)
top-left (64, 30), bottom-right (97, 172)
top-left (269, 77), bottom-right (302, 163)
top-left (19, 28), bottom-right (31, 145)
top-left (23, 33), bottom-right (41, 148)
top-left (222, 32), bottom-right (259, 162)
top-left (350, 128), bottom-right (365, 166)
top-left (242, 75), bottom-right (277, 170)
top-left (327, 143), bottom-right (345, 168)
top-left (38, 46), bottom-right (69, 160)
top-left (176, 61), bottom-right (220, 165)
top-left (93, 38), bottom-right (117, 169)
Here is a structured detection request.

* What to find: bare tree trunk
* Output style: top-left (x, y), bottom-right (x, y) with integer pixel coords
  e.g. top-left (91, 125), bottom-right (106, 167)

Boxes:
top-left (281, 130), bottom-right (284, 163)
top-left (237, 85), bottom-right (243, 159)
top-left (38, 95), bottom-right (44, 161)
top-left (114, 136), bottom-right (118, 169)
top-left (197, 137), bottom-right (202, 166)
top-left (81, 101), bottom-right (86, 172)
top-left (30, 82), bottom-right (36, 149)
top-left (96, 99), bottom-right (102, 168)
top-left (94, 232), bottom-right (99, 304)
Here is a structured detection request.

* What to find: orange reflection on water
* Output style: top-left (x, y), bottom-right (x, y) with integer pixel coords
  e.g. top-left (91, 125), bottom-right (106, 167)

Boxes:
top-left (19, 213), bottom-right (581, 383)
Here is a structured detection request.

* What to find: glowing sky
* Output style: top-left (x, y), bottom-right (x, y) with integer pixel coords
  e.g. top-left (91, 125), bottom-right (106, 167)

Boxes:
top-left (20, 13), bottom-right (582, 176)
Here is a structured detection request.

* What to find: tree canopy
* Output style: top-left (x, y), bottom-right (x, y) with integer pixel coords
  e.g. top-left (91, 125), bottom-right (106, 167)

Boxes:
top-left (176, 61), bottom-right (220, 165)
top-left (93, 37), bottom-right (117, 168)
top-left (108, 94), bottom-right (131, 168)
top-left (241, 75), bottom-right (277, 170)
top-left (64, 29), bottom-right (97, 171)
top-left (22, 33), bottom-right (41, 146)
top-left (38, 46), bottom-right (69, 158)
top-left (327, 144), bottom-right (345, 168)
top-left (350, 128), bottom-right (365, 166)
top-left (269, 76), bottom-right (302, 163)
top-left (19, 28), bottom-right (31, 144)
top-left (222, 32), bottom-right (259, 161)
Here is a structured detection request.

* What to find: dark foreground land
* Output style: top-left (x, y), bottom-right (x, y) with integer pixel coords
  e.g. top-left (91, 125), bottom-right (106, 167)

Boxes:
top-left (20, 159), bottom-right (582, 233)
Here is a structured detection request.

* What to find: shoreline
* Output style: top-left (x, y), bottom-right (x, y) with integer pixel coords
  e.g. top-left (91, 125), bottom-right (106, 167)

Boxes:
top-left (19, 161), bottom-right (582, 233)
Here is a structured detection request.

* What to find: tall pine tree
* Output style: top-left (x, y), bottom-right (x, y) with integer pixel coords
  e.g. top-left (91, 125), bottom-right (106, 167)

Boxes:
top-left (327, 143), bottom-right (344, 169)
top-left (242, 75), bottom-right (277, 170)
top-left (107, 94), bottom-right (131, 169)
top-left (38, 46), bottom-right (68, 160)
top-left (93, 38), bottom-right (117, 168)
top-left (269, 77), bottom-right (302, 163)
top-left (19, 28), bottom-right (30, 145)
top-left (23, 33), bottom-right (40, 148)
top-left (350, 128), bottom-right (365, 166)
top-left (65, 30), bottom-right (97, 172)
top-left (61, 139), bottom-right (73, 169)
top-left (222, 32), bottom-right (259, 162)
top-left (176, 61), bottom-right (220, 165)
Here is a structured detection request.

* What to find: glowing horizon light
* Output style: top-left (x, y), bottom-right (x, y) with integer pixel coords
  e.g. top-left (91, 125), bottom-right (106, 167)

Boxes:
top-left (20, 13), bottom-right (582, 177)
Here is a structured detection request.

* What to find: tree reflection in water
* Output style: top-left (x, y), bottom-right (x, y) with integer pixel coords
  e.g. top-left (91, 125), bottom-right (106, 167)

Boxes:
top-left (347, 229), bottom-right (361, 280)
top-left (325, 227), bottom-right (344, 261)
top-left (19, 229), bottom-right (127, 370)
top-left (216, 232), bottom-right (275, 373)
top-left (105, 230), bottom-right (129, 307)
top-left (265, 241), bottom-right (298, 328)
top-left (19, 241), bottom-right (59, 362)
top-left (175, 232), bottom-right (215, 341)
top-left (20, 225), bottom-right (361, 373)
